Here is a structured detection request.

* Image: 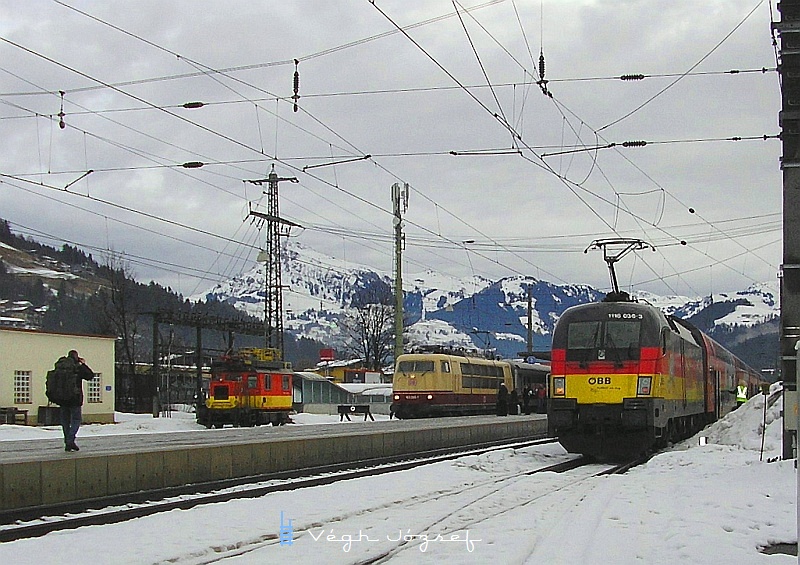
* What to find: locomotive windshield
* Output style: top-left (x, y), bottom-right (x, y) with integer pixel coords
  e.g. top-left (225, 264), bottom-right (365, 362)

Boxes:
top-left (566, 320), bottom-right (641, 362)
top-left (397, 360), bottom-right (435, 373)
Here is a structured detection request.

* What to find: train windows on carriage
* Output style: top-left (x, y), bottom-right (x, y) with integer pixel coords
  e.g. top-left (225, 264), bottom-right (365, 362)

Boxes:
top-left (282, 375), bottom-right (290, 391)
top-left (247, 375), bottom-right (258, 389)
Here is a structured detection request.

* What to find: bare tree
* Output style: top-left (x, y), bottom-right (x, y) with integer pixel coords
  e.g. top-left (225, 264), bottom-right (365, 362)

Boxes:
top-left (101, 251), bottom-right (139, 376)
top-left (340, 284), bottom-right (395, 371)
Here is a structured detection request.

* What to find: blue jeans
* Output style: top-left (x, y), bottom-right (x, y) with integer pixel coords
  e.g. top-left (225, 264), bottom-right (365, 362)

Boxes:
top-left (60, 405), bottom-right (82, 447)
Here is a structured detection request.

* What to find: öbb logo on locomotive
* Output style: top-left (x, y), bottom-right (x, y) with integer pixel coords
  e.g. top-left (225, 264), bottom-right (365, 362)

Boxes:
top-left (588, 377), bottom-right (612, 385)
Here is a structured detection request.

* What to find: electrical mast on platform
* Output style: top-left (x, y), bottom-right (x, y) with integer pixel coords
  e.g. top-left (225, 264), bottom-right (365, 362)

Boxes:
top-left (392, 182), bottom-right (409, 361)
top-left (246, 165), bottom-right (300, 358)
top-left (774, 2), bottom-right (800, 460)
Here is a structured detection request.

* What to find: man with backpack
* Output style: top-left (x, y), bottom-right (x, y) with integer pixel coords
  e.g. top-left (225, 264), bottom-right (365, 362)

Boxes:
top-left (47, 350), bottom-right (95, 452)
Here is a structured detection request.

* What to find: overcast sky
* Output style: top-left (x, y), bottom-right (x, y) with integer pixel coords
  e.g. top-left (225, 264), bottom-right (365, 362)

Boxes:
top-left (0, 0), bottom-right (782, 300)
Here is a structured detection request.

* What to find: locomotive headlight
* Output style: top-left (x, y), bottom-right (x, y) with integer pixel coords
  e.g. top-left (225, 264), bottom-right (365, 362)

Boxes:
top-left (637, 376), bottom-right (652, 396)
top-left (427, 394), bottom-right (433, 400)
top-left (394, 394), bottom-right (400, 401)
top-left (553, 377), bottom-right (566, 397)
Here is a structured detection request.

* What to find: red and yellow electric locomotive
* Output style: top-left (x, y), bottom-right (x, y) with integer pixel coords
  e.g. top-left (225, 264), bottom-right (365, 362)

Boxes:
top-left (197, 348), bottom-right (293, 428)
top-left (547, 295), bottom-right (761, 460)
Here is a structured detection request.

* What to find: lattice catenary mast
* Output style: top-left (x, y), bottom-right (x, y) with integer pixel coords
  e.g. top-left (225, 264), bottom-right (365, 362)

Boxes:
top-left (246, 165), bottom-right (300, 357)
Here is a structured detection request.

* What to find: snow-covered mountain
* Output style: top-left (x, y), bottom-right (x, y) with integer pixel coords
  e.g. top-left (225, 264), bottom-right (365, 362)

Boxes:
top-left (193, 242), bottom-right (780, 358)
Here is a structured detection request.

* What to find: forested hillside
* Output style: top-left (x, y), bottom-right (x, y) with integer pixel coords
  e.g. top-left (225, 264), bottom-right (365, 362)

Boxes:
top-left (0, 220), bottom-right (325, 370)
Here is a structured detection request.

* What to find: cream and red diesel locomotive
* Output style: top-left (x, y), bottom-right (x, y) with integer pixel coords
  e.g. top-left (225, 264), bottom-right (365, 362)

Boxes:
top-left (547, 296), bottom-right (762, 460)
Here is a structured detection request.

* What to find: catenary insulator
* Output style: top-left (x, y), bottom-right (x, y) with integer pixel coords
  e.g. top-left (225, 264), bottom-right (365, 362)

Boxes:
top-left (538, 52), bottom-right (546, 80)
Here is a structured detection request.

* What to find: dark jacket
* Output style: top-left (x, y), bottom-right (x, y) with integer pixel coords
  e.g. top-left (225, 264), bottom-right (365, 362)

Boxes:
top-left (496, 383), bottom-right (509, 416)
top-left (60, 356), bottom-right (95, 407)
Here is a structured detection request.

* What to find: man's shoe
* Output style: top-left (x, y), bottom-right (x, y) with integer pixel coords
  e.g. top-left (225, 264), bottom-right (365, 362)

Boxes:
top-left (66, 444), bottom-right (79, 452)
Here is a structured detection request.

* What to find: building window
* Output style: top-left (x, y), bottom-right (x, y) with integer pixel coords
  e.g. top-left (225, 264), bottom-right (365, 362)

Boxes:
top-left (13, 371), bottom-right (32, 404)
top-left (87, 373), bottom-right (102, 404)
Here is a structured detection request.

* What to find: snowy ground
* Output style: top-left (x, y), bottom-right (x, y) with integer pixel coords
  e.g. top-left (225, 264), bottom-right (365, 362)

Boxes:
top-left (0, 406), bottom-right (391, 442)
top-left (0, 392), bottom-right (796, 564)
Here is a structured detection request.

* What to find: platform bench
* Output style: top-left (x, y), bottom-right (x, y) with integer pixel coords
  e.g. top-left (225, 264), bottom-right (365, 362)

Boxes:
top-left (0, 407), bottom-right (29, 425)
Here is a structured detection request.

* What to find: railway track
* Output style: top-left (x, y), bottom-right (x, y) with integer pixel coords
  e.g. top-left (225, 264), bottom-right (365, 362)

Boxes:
top-left (0, 435), bottom-right (554, 543)
top-left (150, 450), bottom-right (628, 565)
top-left (350, 456), bottom-right (639, 565)
top-left (151, 445), bottom-right (611, 565)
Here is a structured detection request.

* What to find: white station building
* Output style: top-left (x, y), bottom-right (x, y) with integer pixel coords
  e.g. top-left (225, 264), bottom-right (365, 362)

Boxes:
top-left (0, 327), bottom-right (116, 424)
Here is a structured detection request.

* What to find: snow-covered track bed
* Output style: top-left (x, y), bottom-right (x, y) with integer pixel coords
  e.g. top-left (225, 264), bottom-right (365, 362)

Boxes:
top-left (148, 445), bottom-right (613, 565)
top-left (0, 438), bottom-right (557, 543)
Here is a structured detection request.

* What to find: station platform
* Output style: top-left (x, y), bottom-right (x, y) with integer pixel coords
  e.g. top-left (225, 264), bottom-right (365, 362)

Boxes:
top-left (0, 415), bottom-right (547, 512)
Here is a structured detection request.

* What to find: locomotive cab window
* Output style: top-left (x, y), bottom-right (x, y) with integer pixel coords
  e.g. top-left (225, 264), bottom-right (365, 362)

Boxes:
top-left (397, 360), bottom-right (435, 373)
top-left (606, 320), bottom-right (641, 360)
top-left (441, 361), bottom-right (450, 373)
top-left (567, 321), bottom-right (600, 346)
top-left (565, 320), bottom-right (641, 361)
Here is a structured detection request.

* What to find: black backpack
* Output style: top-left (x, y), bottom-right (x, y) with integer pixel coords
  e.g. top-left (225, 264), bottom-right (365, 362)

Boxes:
top-left (46, 357), bottom-right (81, 405)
